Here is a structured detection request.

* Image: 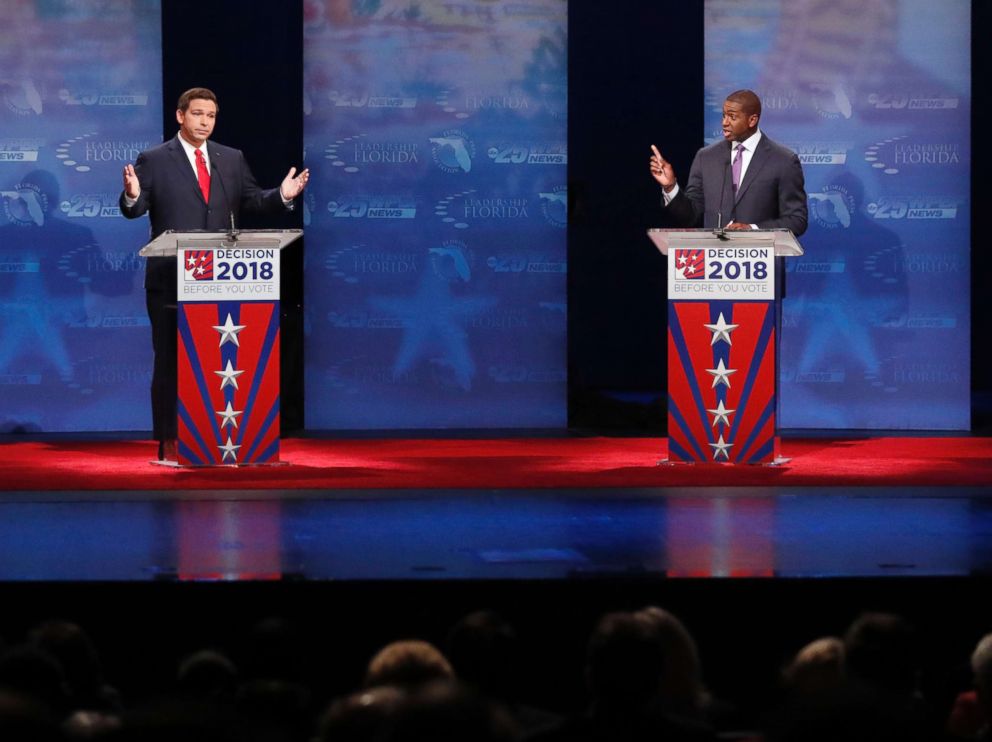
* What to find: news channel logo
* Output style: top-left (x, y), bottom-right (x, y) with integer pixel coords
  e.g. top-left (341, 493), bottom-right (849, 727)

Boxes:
top-left (864, 137), bottom-right (961, 176)
top-left (325, 134), bottom-right (421, 174)
top-left (429, 130), bottom-right (476, 174)
top-left (809, 186), bottom-right (856, 230)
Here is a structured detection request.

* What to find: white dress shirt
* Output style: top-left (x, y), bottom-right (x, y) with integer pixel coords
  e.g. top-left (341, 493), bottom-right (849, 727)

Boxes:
top-left (664, 129), bottom-right (763, 228)
top-left (177, 133), bottom-right (211, 176)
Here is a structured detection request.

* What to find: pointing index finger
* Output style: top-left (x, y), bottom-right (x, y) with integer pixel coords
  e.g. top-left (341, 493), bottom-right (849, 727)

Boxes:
top-left (650, 144), bottom-right (663, 160)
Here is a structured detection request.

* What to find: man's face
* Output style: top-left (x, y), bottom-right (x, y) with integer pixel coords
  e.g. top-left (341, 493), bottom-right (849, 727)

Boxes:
top-left (722, 100), bottom-right (758, 142)
top-left (176, 98), bottom-right (217, 147)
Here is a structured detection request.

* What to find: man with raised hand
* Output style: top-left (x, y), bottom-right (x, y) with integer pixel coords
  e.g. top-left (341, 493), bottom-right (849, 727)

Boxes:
top-left (650, 89), bottom-right (807, 235)
top-left (121, 87), bottom-right (309, 462)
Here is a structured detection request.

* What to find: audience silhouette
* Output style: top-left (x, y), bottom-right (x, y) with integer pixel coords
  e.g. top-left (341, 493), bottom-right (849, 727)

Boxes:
top-left (0, 608), bottom-right (985, 741)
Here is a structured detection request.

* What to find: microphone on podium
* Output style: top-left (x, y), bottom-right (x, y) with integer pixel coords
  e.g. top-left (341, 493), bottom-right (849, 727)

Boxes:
top-left (211, 162), bottom-right (238, 242)
top-left (715, 156), bottom-right (730, 240)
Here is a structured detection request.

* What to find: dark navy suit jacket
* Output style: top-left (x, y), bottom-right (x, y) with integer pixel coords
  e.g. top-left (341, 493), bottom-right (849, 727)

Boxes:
top-left (119, 135), bottom-right (286, 291)
top-left (666, 133), bottom-right (808, 236)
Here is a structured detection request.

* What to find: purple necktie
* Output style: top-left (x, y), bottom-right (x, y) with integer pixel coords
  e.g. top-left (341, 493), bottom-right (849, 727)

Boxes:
top-left (732, 143), bottom-right (745, 193)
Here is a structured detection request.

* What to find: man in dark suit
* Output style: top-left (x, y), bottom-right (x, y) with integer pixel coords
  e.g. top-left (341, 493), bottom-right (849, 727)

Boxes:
top-left (120, 87), bottom-right (308, 461)
top-left (649, 89), bottom-right (807, 235)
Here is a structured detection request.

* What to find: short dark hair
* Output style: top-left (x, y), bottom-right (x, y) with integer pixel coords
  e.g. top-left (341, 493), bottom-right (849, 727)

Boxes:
top-left (726, 89), bottom-right (761, 118)
top-left (177, 87), bottom-right (218, 112)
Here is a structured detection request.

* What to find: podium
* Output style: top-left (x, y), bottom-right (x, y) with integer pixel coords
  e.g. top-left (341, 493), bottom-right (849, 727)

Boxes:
top-left (647, 228), bottom-right (802, 464)
top-left (139, 229), bottom-right (302, 466)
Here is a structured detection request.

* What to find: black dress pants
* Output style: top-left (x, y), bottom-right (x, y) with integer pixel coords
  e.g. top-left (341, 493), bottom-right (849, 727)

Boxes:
top-left (145, 289), bottom-right (177, 442)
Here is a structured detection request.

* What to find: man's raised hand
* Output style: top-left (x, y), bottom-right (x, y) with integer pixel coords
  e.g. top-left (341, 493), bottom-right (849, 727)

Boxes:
top-left (649, 145), bottom-right (677, 192)
top-left (280, 167), bottom-right (310, 201)
top-left (122, 163), bottom-right (140, 199)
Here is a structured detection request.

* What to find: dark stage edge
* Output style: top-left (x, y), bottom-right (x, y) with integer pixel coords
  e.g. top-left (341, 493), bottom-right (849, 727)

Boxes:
top-left (2, 485), bottom-right (991, 581)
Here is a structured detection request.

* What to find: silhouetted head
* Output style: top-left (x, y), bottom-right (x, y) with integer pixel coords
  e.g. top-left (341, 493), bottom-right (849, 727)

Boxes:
top-left (177, 650), bottom-right (238, 701)
top-left (843, 613), bottom-right (919, 694)
top-left (29, 621), bottom-right (106, 707)
top-left (386, 680), bottom-right (517, 742)
top-left (316, 686), bottom-right (404, 742)
top-left (0, 645), bottom-right (69, 717)
top-left (445, 611), bottom-right (518, 700)
top-left (586, 612), bottom-right (665, 712)
top-left (365, 640), bottom-right (454, 691)
top-left (783, 636), bottom-right (847, 697)
top-left (635, 606), bottom-right (707, 715)
top-left (971, 633), bottom-right (992, 718)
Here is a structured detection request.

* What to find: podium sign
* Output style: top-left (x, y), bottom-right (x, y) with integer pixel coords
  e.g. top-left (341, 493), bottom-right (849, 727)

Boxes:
top-left (668, 244), bottom-right (775, 298)
top-left (141, 230), bottom-right (300, 466)
top-left (649, 229), bottom-right (801, 464)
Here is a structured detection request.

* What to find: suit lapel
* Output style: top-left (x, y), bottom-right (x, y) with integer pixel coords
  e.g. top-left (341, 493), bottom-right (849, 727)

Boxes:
top-left (206, 144), bottom-right (229, 211)
top-left (720, 140), bottom-right (735, 215)
top-left (734, 136), bottom-right (770, 204)
top-left (168, 137), bottom-right (206, 204)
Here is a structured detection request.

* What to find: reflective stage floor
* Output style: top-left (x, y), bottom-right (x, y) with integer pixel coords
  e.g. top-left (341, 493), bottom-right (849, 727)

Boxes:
top-left (2, 485), bottom-right (991, 581)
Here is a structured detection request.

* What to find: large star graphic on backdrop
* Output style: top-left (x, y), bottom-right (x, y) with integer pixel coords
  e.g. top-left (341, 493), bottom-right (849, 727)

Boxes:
top-left (369, 273), bottom-right (496, 391)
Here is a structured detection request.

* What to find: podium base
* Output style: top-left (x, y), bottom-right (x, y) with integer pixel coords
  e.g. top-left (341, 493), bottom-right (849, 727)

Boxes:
top-left (149, 460), bottom-right (292, 469)
top-left (656, 457), bottom-right (792, 467)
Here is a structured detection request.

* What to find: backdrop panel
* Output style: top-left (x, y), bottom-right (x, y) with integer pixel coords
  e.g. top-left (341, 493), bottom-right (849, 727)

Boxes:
top-left (705, 0), bottom-right (970, 429)
top-left (0, 0), bottom-right (163, 432)
top-left (303, 0), bottom-right (567, 429)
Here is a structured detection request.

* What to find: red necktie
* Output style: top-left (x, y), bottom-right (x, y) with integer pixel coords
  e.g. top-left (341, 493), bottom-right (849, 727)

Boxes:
top-left (195, 148), bottom-right (210, 202)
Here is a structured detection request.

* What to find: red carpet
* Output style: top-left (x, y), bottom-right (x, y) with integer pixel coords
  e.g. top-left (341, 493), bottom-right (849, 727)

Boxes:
top-left (1, 437), bottom-right (991, 491)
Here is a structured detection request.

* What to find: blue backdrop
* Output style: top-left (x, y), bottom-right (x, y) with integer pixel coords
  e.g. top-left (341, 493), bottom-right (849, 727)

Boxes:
top-left (302, 0), bottom-right (567, 429)
top-left (0, 0), bottom-right (162, 432)
top-left (705, 0), bottom-right (970, 430)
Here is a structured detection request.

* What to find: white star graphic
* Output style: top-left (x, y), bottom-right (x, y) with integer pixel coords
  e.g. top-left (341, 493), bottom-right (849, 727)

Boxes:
top-left (219, 435), bottom-right (241, 463)
top-left (186, 254), bottom-right (198, 269)
top-left (705, 359), bottom-right (737, 388)
top-left (685, 264), bottom-right (696, 275)
top-left (703, 313), bottom-right (740, 346)
top-left (212, 314), bottom-right (247, 347)
top-left (215, 401), bottom-right (243, 429)
top-left (214, 360), bottom-right (245, 390)
top-left (677, 255), bottom-right (688, 267)
top-left (709, 434), bottom-right (732, 461)
top-left (706, 400), bottom-right (736, 427)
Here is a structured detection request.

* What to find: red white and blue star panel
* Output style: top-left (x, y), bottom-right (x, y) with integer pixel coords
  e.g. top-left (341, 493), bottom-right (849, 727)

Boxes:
top-left (667, 245), bottom-right (778, 464)
top-left (176, 248), bottom-right (281, 466)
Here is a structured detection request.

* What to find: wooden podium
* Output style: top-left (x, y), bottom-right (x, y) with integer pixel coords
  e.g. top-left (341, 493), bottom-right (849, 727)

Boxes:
top-left (139, 229), bottom-right (302, 466)
top-left (647, 228), bottom-right (802, 464)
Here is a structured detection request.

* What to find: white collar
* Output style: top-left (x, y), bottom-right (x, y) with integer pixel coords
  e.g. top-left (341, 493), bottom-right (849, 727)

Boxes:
top-left (177, 133), bottom-right (208, 159)
top-left (734, 129), bottom-right (762, 152)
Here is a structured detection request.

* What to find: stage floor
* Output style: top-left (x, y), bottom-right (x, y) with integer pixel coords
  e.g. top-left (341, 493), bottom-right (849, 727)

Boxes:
top-left (2, 485), bottom-right (991, 581)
